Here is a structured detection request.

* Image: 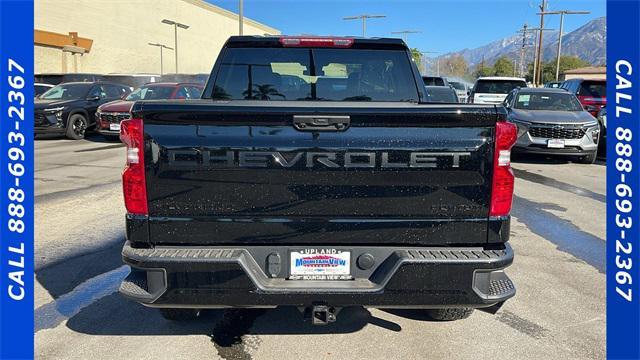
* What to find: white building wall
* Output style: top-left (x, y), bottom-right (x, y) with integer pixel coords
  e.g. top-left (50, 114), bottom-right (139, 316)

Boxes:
top-left (35, 0), bottom-right (279, 74)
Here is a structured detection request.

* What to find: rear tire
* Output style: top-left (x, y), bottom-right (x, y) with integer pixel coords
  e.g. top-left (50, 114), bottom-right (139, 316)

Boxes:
top-left (578, 150), bottom-right (597, 164)
top-left (159, 308), bottom-right (200, 321)
top-left (65, 114), bottom-right (87, 140)
top-left (426, 308), bottom-right (474, 321)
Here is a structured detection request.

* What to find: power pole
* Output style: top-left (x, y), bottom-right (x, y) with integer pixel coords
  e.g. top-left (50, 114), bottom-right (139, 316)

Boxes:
top-left (343, 14), bottom-right (386, 37)
top-left (517, 25), bottom-right (552, 80)
top-left (534, 0), bottom-right (547, 86)
top-left (538, 10), bottom-right (590, 81)
top-left (518, 23), bottom-right (528, 77)
top-left (391, 30), bottom-right (421, 43)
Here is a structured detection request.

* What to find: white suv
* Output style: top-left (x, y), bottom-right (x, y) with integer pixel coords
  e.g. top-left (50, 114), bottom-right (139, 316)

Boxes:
top-left (468, 77), bottom-right (527, 104)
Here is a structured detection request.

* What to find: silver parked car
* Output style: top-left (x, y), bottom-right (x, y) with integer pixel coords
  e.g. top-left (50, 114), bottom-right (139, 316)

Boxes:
top-left (447, 79), bottom-right (472, 103)
top-left (503, 87), bottom-right (600, 164)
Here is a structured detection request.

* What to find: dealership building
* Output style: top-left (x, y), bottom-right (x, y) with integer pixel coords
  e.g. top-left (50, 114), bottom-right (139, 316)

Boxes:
top-left (34, 0), bottom-right (280, 75)
top-left (561, 66), bottom-right (606, 81)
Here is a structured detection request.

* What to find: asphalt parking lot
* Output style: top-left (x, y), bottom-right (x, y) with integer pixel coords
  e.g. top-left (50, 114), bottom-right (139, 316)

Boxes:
top-left (34, 134), bottom-right (606, 360)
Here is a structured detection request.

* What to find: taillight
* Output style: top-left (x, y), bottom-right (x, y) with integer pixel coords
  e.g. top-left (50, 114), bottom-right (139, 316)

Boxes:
top-left (489, 121), bottom-right (518, 217)
top-left (279, 36), bottom-right (354, 48)
top-left (119, 118), bottom-right (148, 215)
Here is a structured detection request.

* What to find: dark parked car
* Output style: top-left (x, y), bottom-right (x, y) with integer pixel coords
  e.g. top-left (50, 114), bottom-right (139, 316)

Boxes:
top-left (422, 76), bottom-right (449, 86)
top-left (35, 83), bottom-right (54, 98)
top-left (34, 73), bottom-right (103, 86)
top-left (35, 82), bottom-right (131, 139)
top-left (503, 87), bottom-right (600, 163)
top-left (560, 78), bottom-right (606, 117)
top-left (423, 85), bottom-right (459, 103)
top-left (97, 82), bottom-right (203, 137)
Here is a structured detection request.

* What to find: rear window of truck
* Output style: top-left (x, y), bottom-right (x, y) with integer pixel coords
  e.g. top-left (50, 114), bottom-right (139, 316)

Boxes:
top-left (475, 80), bottom-right (526, 94)
top-left (578, 81), bottom-right (606, 98)
top-left (211, 48), bottom-right (419, 102)
top-left (422, 76), bottom-right (446, 86)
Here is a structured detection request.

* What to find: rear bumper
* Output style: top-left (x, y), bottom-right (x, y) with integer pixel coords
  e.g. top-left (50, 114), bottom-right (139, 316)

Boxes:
top-left (120, 241), bottom-right (515, 309)
top-left (97, 128), bottom-right (120, 136)
top-left (513, 146), bottom-right (595, 156)
top-left (34, 112), bottom-right (66, 134)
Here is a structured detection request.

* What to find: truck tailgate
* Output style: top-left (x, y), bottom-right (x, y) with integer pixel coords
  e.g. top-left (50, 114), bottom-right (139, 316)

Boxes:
top-left (138, 101), bottom-right (498, 246)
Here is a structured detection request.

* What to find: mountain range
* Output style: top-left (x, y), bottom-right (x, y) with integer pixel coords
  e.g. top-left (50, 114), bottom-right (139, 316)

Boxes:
top-left (433, 16), bottom-right (606, 70)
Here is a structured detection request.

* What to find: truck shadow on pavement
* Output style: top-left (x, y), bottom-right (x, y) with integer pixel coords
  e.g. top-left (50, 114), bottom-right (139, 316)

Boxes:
top-left (64, 295), bottom-right (402, 336)
top-left (63, 297), bottom-right (401, 359)
top-left (512, 153), bottom-right (606, 166)
top-left (35, 133), bottom-right (118, 143)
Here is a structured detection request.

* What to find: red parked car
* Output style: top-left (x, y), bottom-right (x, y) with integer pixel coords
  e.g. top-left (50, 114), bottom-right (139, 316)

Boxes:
top-left (96, 82), bottom-right (203, 137)
top-left (560, 78), bottom-right (606, 117)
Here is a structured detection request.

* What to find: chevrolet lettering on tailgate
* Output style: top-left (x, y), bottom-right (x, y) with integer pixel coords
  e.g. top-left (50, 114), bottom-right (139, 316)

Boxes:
top-left (168, 150), bottom-right (472, 168)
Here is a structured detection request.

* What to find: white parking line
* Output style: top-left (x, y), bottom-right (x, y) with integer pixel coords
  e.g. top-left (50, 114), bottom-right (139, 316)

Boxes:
top-left (35, 265), bottom-right (130, 332)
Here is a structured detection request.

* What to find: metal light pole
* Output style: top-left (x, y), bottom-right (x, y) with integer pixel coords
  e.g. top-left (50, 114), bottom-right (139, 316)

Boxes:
top-left (161, 19), bottom-right (189, 73)
top-left (391, 30), bottom-right (421, 44)
top-left (343, 14), bottom-right (386, 37)
top-left (538, 10), bottom-right (590, 81)
top-left (148, 42), bottom-right (173, 76)
top-left (239, 0), bottom-right (244, 35)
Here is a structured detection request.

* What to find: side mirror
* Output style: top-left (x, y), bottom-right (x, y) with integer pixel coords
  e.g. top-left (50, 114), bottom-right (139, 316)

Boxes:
top-left (466, 90), bottom-right (471, 96)
top-left (87, 96), bottom-right (100, 101)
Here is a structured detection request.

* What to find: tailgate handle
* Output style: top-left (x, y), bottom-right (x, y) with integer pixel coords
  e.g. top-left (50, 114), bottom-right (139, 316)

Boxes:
top-left (293, 115), bottom-right (350, 131)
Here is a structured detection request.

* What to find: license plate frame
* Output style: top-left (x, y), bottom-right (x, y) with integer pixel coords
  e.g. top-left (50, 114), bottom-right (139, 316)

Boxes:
top-left (109, 123), bottom-right (121, 131)
top-left (547, 139), bottom-right (565, 148)
top-left (289, 249), bottom-right (352, 280)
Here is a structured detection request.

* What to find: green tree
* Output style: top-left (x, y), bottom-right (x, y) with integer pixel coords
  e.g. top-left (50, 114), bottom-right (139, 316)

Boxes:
top-left (493, 56), bottom-right (515, 76)
top-left (555, 55), bottom-right (589, 78)
top-left (527, 56), bottom-right (589, 84)
top-left (411, 48), bottom-right (422, 67)
top-left (473, 63), bottom-right (494, 78)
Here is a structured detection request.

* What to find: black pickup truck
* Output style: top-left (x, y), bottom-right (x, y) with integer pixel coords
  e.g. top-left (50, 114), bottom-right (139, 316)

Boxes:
top-left (118, 36), bottom-right (517, 324)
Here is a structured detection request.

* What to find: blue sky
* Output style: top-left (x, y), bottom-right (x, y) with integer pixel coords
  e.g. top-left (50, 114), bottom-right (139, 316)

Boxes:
top-left (208, 0), bottom-right (605, 54)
